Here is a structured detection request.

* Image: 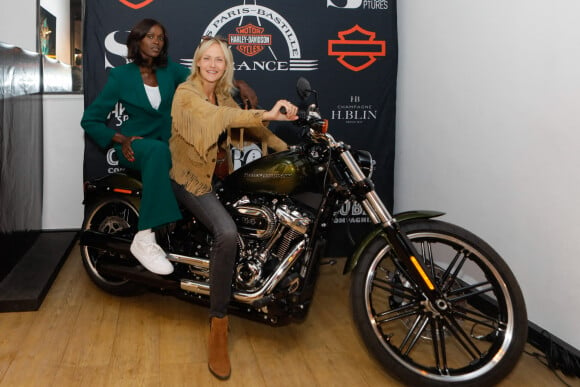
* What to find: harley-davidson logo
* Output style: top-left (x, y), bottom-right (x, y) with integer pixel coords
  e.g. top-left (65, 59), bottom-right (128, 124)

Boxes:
top-left (118, 0), bottom-right (154, 10)
top-left (229, 24), bottom-right (272, 57)
top-left (328, 25), bottom-right (386, 72)
top-left (201, 3), bottom-right (318, 71)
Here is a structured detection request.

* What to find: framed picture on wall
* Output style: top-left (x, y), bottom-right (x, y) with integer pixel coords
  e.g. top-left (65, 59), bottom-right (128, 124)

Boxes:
top-left (39, 7), bottom-right (56, 58)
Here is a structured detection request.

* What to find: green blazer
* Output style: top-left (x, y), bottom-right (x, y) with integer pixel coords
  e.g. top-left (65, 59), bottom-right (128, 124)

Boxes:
top-left (81, 60), bottom-right (190, 149)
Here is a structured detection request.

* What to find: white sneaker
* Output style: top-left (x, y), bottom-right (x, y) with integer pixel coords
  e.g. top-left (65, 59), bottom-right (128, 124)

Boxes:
top-left (130, 230), bottom-right (174, 275)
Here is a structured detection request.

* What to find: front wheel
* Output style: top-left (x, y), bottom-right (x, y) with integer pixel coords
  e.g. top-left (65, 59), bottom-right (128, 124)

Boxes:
top-left (351, 219), bottom-right (527, 386)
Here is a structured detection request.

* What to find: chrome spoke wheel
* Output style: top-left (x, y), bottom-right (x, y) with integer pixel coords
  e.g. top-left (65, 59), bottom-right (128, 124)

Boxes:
top-left (351, 220), bottom-right (527, 386)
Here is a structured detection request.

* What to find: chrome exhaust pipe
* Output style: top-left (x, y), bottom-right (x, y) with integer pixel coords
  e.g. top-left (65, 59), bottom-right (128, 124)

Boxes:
top-left (168, 253), bottom-right (209, 269)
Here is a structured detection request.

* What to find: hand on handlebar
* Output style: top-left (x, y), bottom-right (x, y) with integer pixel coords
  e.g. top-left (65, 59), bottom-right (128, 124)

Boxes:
top-left (263, 100), bottom-right (298, 121)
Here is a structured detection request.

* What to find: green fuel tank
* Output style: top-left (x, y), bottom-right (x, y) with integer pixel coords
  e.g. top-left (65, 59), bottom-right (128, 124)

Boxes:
top-left (224, 150), bottom-right (317, 195)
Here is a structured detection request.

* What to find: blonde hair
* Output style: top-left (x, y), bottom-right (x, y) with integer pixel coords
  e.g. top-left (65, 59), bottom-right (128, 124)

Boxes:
top-left (188, 37), bottom-right (234, 97)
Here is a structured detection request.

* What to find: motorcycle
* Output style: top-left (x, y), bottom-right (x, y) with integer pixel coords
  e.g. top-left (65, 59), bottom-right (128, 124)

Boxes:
top-left (79, 77), bottom-right (527, 386)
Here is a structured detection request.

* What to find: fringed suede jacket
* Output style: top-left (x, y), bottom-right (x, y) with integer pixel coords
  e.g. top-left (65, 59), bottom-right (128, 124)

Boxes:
top-left (169, 77), bottom-right (288, 196)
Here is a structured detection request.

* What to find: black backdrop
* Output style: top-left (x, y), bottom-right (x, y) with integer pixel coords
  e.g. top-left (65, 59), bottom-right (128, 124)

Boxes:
top-left (83, 0), bottom-right (397, 256)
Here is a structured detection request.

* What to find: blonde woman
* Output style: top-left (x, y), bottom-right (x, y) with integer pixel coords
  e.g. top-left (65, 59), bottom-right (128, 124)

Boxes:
top-left (169, 36), bottom-right (297, 380)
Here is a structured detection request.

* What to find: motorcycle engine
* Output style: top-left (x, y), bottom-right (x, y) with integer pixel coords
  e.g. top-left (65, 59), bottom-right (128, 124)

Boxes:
top-left (230, 196), bottom-right (313, 291)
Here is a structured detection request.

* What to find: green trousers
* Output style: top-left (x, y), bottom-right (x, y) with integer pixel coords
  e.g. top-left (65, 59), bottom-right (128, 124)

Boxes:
top-left (114, 138), bottom-right (182, 230)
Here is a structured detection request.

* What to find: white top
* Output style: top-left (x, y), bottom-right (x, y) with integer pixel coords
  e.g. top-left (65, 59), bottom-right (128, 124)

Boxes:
top-left (144, 84), bottom-right (161, 110)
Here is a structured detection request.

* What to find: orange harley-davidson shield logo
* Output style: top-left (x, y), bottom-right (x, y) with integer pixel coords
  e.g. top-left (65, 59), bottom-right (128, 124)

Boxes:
top-left (229, 24), bottom-right (272, 57)
top-left (118, 0), bottom-right (154, 9)
top-left (328, 25), bottom-right (386, 72)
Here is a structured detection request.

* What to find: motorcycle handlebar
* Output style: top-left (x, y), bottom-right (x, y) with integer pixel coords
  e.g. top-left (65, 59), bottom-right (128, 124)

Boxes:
top-left (280, 106), bottom-right (314, 128)
top-left (279, 104), bottom-right (325, 134)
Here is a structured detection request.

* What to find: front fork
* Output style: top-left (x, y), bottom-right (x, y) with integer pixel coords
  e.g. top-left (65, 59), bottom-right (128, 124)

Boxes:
top-left (338, 147), bottom-right (443, 303)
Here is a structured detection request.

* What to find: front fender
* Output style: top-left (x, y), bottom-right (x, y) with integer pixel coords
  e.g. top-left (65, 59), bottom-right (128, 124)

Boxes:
top-left (342, 210), bottom-right (445, 274)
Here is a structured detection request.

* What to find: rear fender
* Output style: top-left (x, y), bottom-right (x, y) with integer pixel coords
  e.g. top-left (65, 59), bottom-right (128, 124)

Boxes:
top-left (83, 173), bottom-right (143, 210)
top-left (342, 210), bottom-right (445, 274)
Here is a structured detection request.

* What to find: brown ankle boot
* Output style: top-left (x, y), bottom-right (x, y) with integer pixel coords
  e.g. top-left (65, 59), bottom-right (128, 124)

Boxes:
top-left (208, 316), bottom-right (231, 380)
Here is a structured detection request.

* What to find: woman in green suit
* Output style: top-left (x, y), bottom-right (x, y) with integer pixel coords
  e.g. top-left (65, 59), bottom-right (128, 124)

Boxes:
top-left (81, 19), bottom-right (255, 275)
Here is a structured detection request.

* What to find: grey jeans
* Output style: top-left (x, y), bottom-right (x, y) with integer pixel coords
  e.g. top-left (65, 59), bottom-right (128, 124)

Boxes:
top-left (172, 181), bottom-right (237, 318)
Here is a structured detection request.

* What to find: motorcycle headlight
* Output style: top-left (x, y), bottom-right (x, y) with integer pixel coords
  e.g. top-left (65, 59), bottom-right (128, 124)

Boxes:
top-left (353, 150), bottom-right (375, 179)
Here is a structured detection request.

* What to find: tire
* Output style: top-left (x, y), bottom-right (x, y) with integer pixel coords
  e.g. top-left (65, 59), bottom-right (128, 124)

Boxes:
top-left (80, 197), bottom-right (145, 296)
top-left (351, 219), bottom-right (527, 386)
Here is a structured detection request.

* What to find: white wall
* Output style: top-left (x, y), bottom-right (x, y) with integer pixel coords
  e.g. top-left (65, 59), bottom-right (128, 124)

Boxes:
top-left (396, 1), bottom-right (580, 349)
top-left (42, 94), bottom-right (85, 230)
top-left (0, 0), bottom-right (37, 51)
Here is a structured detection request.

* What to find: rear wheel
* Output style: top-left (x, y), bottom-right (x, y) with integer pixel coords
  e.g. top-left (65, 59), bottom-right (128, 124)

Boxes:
top-left (80, 198), bottom-right (145, 296)
top-left (351, 219), bottom-right (527, 386)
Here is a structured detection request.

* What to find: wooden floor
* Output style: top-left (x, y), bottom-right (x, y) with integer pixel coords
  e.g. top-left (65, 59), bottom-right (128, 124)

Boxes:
top-left (0, 242), bottom-right (577, 387)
